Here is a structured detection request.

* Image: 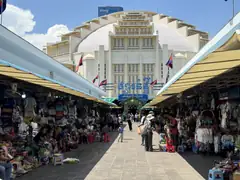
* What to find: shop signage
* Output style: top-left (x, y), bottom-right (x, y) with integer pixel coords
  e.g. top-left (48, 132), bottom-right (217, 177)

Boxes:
top-left (98, 6), bottom-right (123, 17)
top-left (118, 77), bottom-right (151, 95)
top-left (219, 86), bottom-right (240, 100)
top-left (118, 94), bottom-right (148, 102)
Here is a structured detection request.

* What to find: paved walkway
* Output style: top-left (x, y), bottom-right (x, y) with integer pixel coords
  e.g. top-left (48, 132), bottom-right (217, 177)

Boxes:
top-left (20, 124), bottom-right (205, 180)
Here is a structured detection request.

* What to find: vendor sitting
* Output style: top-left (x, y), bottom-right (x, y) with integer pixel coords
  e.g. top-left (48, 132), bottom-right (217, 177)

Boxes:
top-left (0, 148), bottom-right (12, 180)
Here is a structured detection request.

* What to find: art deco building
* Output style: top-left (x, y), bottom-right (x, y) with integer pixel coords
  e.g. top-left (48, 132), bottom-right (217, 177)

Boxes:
top-left (45, 11), bottom-right (208, 99)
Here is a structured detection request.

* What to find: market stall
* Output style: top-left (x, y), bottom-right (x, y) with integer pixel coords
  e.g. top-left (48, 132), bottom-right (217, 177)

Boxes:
top-left (146, 12), bottom-right (240, 179)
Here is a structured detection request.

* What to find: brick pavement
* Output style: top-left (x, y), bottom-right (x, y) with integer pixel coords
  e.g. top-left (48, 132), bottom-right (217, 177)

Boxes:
top-left (19, 124), bottom-right (205, 180)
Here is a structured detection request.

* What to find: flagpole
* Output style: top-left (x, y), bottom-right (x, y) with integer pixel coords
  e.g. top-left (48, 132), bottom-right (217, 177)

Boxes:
top-left (98, 73), bottom-right (100, 87)
top-left (0, 0), bottom-right (3, 25)
top-left (82, 53), bottom-right (85, 78)
top-left (165, 67), bottom-right (169, 84)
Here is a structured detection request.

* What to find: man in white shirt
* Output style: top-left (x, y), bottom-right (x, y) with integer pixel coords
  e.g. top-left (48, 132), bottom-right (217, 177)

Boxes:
top-left (138, 112), bottom-right (147, 146)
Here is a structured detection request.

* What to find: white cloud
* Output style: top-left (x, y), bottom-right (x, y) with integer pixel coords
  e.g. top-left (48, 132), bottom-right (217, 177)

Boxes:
top-left (2, 4), bottom-right (70, 49)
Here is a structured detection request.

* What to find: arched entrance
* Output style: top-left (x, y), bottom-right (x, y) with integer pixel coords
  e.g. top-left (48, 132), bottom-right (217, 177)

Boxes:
top-left (123, 97), bottom-right (144, 114)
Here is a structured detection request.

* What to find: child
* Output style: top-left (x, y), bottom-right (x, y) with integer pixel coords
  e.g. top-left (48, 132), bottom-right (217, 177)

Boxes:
top-left (118, 125), bottom-right (124, 142)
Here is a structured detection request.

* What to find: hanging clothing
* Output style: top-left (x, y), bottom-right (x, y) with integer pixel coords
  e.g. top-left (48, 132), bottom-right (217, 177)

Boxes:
top-left (48, 101), bottom-right (56, 116)
top-left (24, 97), bottom-right (36, 118)
top-left (1, 98), bottom-right (15, 128)
top-left (211, 97), bottom-right (215, 110)
top-left (55, 100), bottom-right (64, 121)
top-left (220, 103), bottom-right (231, 129)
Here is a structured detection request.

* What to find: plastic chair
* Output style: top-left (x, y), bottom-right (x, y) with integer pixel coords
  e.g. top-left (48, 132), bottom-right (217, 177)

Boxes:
top-left (104, 133), bottom-right (110, 142)
top-left (177, 145), bottom-right (184, 153)
top-left (208, 169), bottom-right (223, 180)
top-left (88, 134), bottom-right (94, 144)
top-left (166, 138), bottom-right (175, 152)
top-left (53, 153), bottom-right (64, 166)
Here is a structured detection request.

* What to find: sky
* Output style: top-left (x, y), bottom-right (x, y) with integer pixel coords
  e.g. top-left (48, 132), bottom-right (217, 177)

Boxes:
top-left (2, 0), bottom-right (240, 49)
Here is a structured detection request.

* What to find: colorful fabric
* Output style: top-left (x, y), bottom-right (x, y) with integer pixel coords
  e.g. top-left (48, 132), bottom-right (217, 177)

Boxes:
top-left (92, 75), bottom-right (99, 83)
top-left (166, 54), bottom-right (173, 69)
top-left (75, 54), bottom-right (83, 72)
top-left (0, 0), bottom-right (6, 14)
top-left (99, 79), bottom-right (107, 87)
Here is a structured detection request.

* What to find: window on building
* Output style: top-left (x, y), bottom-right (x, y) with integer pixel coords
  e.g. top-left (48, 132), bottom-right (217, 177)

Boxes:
top-left (118, 76), bottom-right (121, 83)
top-left (128, 65), bottom-right (131, 72)
top-left (114, 38), bottom-right (124, 48)
top-left (128, 38), bottom-right (139, 47)
top-left (121, 64), bottom-right (124, 73)
top-left (143, 38), bottom-right (153, 47)
top-left (104, 64), bottom-right (106, 79)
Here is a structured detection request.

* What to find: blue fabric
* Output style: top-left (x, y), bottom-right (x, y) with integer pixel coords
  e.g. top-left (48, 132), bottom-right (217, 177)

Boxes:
top-left (0, 162), bottom-right (12, 180)
top-left (119, 127), bottom-right (123, 133)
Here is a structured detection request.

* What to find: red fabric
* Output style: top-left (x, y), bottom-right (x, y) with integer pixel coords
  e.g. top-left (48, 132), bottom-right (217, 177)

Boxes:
top-left (92, 75), bottom-right (99, 83)
top-left (150, 80), bottom-right (157, 87)
top-left (166, 137), bottom-right (175, 152)
top-left (75, 55), bottom-right (83, 72)
top-left (88, 134), bottom-right (94, 143)
top-left (170, 118), bottom-right (178, 135)
top-left (104, 133), bottom-right (110, 142)
top-left (99, 79), bottom-right (107, 87)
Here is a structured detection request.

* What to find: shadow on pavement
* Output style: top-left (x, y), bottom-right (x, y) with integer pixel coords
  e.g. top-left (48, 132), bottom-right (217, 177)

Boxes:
top-left (123, 138), bottom-right (134, 140)
top-left (179, 152), bottom-right (223, 179)
top-left (18, 127), bottom-right (124, 180)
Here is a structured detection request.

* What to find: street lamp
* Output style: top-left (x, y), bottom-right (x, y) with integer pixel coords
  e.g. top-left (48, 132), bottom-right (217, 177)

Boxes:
top-left (225, 0), bottom-right (235, 19)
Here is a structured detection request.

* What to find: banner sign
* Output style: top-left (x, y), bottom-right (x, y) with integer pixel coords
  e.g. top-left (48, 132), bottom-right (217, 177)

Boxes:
top-left (118, 77), bottom-right (152, 94)
top-left (118, 94), bottom-right (148, 102)
top-left (98, 6), bottom-right (123, 17)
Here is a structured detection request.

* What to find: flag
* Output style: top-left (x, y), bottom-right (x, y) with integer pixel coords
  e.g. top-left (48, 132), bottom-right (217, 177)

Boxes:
top-left (99, 79), bottom-right (107, 87)
top-left (75, 54), bottom-right (83, 72)
top-left (166, 53), bottom-right (173, 69)
top-left (150, 79), bottom-right (157, 87)
top-left (92, 75), bottom-right (99, 83)
top-left (0, 0), bottom-right (6, 14)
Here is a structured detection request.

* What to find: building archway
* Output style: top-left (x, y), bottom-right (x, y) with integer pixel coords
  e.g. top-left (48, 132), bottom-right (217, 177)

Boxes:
top-left (123, 97), bottom-right (144, 114)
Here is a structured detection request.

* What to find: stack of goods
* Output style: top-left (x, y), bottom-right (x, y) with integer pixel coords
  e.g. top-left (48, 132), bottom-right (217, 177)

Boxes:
top-left (208, 158), bottom-right (240, 180)
top-left (195, 110), bottom-right (215, 154)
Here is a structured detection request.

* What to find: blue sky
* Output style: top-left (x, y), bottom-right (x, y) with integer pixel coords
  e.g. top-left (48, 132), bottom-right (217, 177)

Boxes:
top-left (7, 0), bottom-right (240, 37)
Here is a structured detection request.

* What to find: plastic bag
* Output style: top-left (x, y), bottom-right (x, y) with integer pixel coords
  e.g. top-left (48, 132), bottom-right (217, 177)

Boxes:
top-left (137, 127), bottom-right (141, 135)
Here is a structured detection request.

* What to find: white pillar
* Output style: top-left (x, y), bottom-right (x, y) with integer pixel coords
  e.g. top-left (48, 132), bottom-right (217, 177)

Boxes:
top-left (124, 56), bottom-right (128, 94)
top-left (139, 55), bottom-right (143, 94)
top-left (155, 33), bottom-right (160, 81)
top-left (108, 34), bottom-right (112, 97)
top-left (98, 45), bottom-right (105, 82)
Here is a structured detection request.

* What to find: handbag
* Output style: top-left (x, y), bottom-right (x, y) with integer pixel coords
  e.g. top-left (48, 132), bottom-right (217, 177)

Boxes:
top-left (140, 124), bottom-right (148, 135)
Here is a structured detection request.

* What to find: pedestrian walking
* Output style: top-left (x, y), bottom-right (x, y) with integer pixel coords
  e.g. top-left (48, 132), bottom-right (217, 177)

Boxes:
top-left (138, 112), bottom-right (147, 146)
top-left (118, 124), bottom-right (124, 142)
top-left (144, 111), bottom-right (155, 152)
top-left (127, 113), bottom-right (133, 131)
